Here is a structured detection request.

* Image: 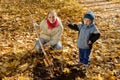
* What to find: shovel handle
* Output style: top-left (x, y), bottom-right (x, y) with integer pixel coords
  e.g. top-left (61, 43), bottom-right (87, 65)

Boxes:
top-left (30, 15), bottom-right (51, 66)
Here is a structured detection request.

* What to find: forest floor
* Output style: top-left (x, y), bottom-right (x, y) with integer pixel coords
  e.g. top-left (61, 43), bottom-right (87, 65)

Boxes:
top-left (0, 0), bottom-right (120, 80)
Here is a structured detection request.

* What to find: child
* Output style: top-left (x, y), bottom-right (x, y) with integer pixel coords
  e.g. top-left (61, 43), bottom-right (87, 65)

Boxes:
top-left (32, 10), bottom-right (63, 51)
top-left (66, 11), bottom-right (100, 70)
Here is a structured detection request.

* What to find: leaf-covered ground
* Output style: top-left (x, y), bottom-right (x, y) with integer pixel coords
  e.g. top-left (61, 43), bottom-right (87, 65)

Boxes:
top-left (0, 0), bottom-right (120, 80)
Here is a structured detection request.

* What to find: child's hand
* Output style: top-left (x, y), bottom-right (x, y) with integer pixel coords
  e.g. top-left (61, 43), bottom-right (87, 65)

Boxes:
top-left (88, 40), bottom-right (92, 44)
top-left (66, 20), bottom-right (71, 25)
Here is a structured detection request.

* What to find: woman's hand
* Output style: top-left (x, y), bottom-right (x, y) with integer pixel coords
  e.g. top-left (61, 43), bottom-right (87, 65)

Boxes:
top-left (30, 15), bottom-right (38, 27)
top-left (43, 43), bottom-right (50, 47)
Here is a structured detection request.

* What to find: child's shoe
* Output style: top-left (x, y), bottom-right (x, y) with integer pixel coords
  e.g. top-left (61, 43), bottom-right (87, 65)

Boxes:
top-left (75, 62), bottom-right (83, 67)
top-left (82, 64), bottom-right (88, 70)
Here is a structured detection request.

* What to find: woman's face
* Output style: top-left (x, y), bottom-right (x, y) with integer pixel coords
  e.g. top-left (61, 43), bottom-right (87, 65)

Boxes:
top-left (83, 18), bottom-right (92, 26)
top-left (48, 13), bottom-right (56, 23)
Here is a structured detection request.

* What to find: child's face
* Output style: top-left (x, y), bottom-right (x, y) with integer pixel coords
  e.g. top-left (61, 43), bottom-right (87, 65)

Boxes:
top-left (48, 13), bottom-right (56, 23)
top-left (83, 18), bottom-right (92, 26)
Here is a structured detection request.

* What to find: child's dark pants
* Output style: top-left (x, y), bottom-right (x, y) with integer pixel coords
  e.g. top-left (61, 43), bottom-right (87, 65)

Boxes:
top-left (79, 48), bottom-right (91, 65)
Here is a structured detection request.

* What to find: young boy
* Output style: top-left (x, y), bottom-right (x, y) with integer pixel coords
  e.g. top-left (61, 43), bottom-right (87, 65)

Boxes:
top-left (66, 11), bottom-right (100, 70)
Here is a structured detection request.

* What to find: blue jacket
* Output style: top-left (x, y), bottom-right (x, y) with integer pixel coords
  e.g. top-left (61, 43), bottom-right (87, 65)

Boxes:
top-left (67, 23), bottom-right (100, 49)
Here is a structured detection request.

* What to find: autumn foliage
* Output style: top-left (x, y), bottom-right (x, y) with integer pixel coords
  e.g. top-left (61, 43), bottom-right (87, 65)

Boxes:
top-left (0, 0), bottom-right (120, 80)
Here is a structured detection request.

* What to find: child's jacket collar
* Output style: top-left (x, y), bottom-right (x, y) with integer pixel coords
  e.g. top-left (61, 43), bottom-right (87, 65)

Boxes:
top-left (86, 23), bottom-right (94, 28)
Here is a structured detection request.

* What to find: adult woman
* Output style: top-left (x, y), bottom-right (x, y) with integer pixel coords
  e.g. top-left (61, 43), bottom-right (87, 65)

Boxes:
top-left (33, 10), bottom-right (63, 51)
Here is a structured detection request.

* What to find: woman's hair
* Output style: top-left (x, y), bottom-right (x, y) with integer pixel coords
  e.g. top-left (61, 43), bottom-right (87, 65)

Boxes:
top-left (47, 10), bottom-right (57, 17)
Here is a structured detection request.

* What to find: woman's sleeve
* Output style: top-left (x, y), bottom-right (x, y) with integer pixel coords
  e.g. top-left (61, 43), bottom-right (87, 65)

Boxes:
top-left (39, 19), bottom-right (46, 29)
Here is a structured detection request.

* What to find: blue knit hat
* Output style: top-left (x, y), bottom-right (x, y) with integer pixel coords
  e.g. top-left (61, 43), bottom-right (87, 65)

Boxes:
top-left (84, 11), bottom-right (95, 22)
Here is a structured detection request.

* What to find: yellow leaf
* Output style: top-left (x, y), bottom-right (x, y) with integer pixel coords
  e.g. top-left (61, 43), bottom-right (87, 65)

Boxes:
top-left (98, 74), bottom-right (103, 80)
top-left (63, 68), bottom-right (70, 73)
top-left (18, 63), bottom-right (29, 72)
